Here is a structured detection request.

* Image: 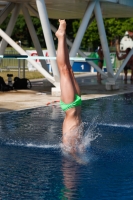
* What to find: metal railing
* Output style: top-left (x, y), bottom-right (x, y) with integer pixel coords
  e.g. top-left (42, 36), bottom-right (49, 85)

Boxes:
top-left (0, 50), bottom-right (17, 69)
top-left (0, 50), bottom-right (27, 71)
top-left (0, 50), bottom-right (123, 73)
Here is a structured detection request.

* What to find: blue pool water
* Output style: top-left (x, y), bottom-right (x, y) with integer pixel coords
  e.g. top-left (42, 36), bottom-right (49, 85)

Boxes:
top-left (0, 93), bottom-right (133, 199)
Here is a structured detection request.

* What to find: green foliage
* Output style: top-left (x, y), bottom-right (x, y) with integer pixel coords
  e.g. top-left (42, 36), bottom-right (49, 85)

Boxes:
top-left (1, 14), bottom-right (133, 51)
top-left (72, 18), bottom-right (133, 50)
top-left (0, 14), bottom-right (11, 30)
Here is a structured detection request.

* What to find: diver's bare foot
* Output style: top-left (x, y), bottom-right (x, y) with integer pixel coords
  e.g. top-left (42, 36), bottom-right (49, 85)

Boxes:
top-left (55, 19), bottom-right (66, 38)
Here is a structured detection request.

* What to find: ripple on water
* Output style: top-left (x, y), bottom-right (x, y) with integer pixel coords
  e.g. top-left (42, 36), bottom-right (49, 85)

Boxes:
top-left (0, 93), bottom-right (133, 199)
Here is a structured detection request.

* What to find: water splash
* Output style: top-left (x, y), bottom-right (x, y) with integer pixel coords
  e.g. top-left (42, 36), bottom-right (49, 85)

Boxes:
top-left (5, 141), bottom-right (60, 149)
top-left (98, 123), bottom-right (133, 129)
top-left (82, 117), bottom-right (102, 149)
top-left (61, 116), bottom-right (101, 164)
top-left (0, 116), bottom-right (101, 159)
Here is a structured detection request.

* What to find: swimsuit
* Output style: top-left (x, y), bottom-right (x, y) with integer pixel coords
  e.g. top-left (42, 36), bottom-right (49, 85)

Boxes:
top-left (98, 59), bottom-right (104, 65)
top-left (60, 94), bottom-right (82, 111)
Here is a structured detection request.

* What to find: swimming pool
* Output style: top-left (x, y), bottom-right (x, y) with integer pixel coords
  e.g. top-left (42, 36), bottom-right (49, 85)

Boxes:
top-left (0, 93), bottom-right (133, 199)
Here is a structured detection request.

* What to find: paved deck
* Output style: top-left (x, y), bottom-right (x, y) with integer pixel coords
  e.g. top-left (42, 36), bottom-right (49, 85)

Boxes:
top-left (0, 73), bottom-right (133, 113)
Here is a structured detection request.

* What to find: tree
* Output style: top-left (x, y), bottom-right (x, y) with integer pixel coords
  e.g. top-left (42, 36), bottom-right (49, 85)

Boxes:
top-left (72, 18), bottom-right (133, 51)
top-left (1, 15), bottom-right (133, 51)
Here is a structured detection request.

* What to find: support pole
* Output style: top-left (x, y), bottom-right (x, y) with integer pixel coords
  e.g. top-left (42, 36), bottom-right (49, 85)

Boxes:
top-left (22, 5), bottom-right (48, 72)
top-left (18, 59), bottom-right (21, 78)
top-left (70, 1), bottom-right (96, 65)
top-left (35, 0), bottom-right (60, 84)
top-left (0, 4), bottom-right (21, 55)
top-left (23, 60), bottom-right (25, 78)
top-left (94, 1), bottom-right (114, 79)
top-left (76, 50), bottom-right (107, 77)
top-left (0, 29), bottom-right (55, 86)
top-left (115, 48), bottom-right (133, 80)
top-left (26, 4), bottom-right (95, 54)
top-left (26, 3), bottom-right (107, 77)
top-left (50, 15), bottom-right (106, 76)
top-left (0, 3), bottom-right (15, 25)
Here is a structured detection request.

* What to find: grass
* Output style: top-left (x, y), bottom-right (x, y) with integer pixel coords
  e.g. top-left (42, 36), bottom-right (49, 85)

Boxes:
top-left (0, 71), bottom-right (45, 82)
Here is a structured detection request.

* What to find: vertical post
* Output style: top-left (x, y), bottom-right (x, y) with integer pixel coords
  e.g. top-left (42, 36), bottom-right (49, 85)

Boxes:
top-left (22, 5), bottom-right (48, 72)
top-left (0, 4), bottom-right (21, 55)
top-left (23, 60), bottom-right (25, 78)
top-left (18, 59), bottom-right (21, 78)
top-left (94, 1), bottom-right (114, 79)
top-left (36, 0), bottom-right (60, 84)
top-left (0, 3), bottom-right (15, 25)
top-left (24, 5), bottom-right (105, 75)
top-left (69, 1), bottom-right (96, 64)
top-left (115, 48), bottom-right (133, 80)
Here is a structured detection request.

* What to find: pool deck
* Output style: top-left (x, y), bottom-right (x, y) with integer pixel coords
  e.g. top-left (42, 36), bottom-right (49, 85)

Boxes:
top-left (0, 73), bottom-right (133, 113)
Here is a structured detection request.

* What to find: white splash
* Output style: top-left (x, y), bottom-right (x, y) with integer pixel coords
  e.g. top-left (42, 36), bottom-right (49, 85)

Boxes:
top-left (61, 117), bottom-right (101, 164)
top-left (26, 143), bottom-right (60, 149)
top-left (5, 141), bottom-right (60, 149)
top-left (98, 123), bottom-right (132, 129)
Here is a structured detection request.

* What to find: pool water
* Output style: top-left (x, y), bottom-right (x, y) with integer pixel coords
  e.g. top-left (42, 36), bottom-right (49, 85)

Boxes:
top-left (0, 93), bottom-right (133, 199)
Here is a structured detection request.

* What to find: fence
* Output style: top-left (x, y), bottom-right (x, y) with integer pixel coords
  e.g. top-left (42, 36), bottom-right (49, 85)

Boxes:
top-left (0, 50), bottom-right (122, 73)
top-left (0, 50), bottom-right (27, 71)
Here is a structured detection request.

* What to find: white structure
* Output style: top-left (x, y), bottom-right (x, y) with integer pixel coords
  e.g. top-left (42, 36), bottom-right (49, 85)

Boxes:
top-left (0, 0), bottom-right (133, 94)
top-left (120, 31), bottom-right (133, 51)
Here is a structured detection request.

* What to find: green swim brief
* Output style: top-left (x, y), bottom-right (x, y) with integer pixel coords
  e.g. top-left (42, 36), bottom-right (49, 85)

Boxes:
top-left (60, 94), bottom-right (82, 111)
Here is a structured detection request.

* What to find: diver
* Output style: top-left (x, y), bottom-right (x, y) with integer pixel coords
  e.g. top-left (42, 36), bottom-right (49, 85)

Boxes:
top-left (55, 20), bottom-right (83, 154)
